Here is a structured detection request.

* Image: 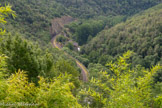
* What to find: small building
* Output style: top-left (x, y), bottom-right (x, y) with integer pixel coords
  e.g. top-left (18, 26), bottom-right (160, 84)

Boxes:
top-left (73, 42), bottom-right (78, 47)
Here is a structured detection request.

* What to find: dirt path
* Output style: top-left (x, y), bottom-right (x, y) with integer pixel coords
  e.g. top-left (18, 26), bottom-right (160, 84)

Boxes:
top-left (51, 34), bottom-right (88, 82)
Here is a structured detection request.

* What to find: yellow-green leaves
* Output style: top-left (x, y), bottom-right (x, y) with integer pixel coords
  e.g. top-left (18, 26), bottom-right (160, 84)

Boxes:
top-left (0, 55), bottom-right (8, 100)
top-left (81, 51), bottom-right (162, 108)
top-left (0, 4), bottom-right (15, 23)
top-left (0, 29), bottom-right (5, 36)
top-left (106, 50), bottom-right (133, 77)
top-left (0, 4), bottom-right (15, 36)
top-left (0, 54), bottom-right (7, 73)
top-left (37, 73), bottom-right (81, 108)
top-left (6, 70), bottom-right (37, 103)
top-left (0, 71), bottom-right (82, 108)
top-left (154, 95), bottom-right (162, 107)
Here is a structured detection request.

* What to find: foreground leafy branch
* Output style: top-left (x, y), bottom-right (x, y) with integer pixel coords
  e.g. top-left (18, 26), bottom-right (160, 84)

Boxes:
top-left (0, 70), bottom-right (82, 107)
top-left (80, 51), bottom-right (162, 108)
top-left (0, 4), bottom-right (15, 35)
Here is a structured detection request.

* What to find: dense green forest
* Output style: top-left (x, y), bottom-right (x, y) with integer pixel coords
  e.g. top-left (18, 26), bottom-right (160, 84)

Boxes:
top-left (0, 0), bottom-right (162, 107)
top-left (1, 0), bottom-right (161, 43)
top-left (81, 4), bottom-right (162, 68)
top-left (56, 0), bottom-right (161, 18)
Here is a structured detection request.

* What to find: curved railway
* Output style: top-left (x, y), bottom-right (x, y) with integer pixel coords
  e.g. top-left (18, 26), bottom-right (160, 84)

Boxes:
top-left (51, 34), bottom-right (88, 82)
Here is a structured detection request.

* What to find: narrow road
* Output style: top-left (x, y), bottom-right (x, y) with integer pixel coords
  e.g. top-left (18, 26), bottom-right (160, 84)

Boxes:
top-left (51, 34), bottom-right (88, 82)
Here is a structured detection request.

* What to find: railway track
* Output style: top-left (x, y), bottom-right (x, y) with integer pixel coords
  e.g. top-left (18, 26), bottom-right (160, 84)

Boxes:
top-left (51, 34), bottom-right (88, 82)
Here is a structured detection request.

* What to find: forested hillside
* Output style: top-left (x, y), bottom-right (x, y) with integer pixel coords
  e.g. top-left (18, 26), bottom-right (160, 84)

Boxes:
top-left (82, 4), bottom-right (162, 68)
top-left (56, 0), bottom-right (161, 18)
top-left (1, 0), bottom-right (66, 43)
top-left (1, 0), bottom-right (161, 44)
top-left (0, 1), bottom-right (162, 108)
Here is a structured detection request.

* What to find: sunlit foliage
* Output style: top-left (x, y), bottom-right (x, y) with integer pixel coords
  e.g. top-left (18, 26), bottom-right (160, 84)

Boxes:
top-left (0, 4), bottom-right (15, 35)
top-left (0, 70), bottom-right (82, 107)
top-left (80, 51), bottom-right (162, 107)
